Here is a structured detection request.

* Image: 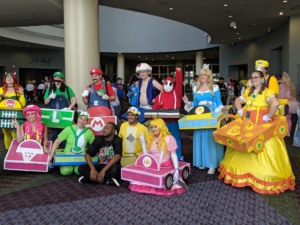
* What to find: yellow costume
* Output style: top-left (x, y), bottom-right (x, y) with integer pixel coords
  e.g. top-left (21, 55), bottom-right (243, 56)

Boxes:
top-left (218, 88), bottom-right (295, 194)
top-left (0, 87), bottom-right (26, 149)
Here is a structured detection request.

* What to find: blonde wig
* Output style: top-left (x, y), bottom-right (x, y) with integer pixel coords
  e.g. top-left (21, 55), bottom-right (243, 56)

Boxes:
top-left (195, 68), bottom-right (215, 97)
top-left (147, 118), bottom-right (170, 153)
top-left (281, 73), bottom-right (296, 98)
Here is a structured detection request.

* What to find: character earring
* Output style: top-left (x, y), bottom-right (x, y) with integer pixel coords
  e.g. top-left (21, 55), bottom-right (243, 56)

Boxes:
top-left (261, 78), bottom-right (265, 84)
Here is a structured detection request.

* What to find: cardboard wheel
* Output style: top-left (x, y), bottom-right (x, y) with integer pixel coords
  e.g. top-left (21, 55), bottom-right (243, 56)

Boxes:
top-left (274, 120), bottom-right (288, 138)
top-left (253, 137), bottom-right (264, 153)
top-left (182, 167), bottom-right (189, 182)
top-left (165, 173), bottom-right (173, 190)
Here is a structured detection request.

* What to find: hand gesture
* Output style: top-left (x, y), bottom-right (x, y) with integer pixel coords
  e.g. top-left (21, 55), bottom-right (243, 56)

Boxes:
top-left (101, 94), bottom-right (109, 100)
top-left (12, 118), bottom-right (20, 129)
top-left (262, 114), bottom-right (271, 122)
top-left (17, 87), bottom-right (24, 95)
top-left (49, 91), bottom-right (56, 99)
top-left (82, 89), bottom-right (89, 97)
top-left (97, 170), bottom-right (105, 183)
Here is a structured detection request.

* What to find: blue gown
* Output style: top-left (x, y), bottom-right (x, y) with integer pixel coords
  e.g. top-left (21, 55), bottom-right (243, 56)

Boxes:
top-left (192, 85), bottom-right (224, 168)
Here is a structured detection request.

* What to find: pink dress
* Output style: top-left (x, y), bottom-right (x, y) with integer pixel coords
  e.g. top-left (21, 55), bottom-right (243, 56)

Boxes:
top-left (129, 135), bottom-right (186, 196)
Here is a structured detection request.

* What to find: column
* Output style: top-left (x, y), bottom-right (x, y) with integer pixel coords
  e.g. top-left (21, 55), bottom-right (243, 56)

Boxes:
top-left (117, 53), bottom-right (125, 80)
top-left (64, 0), bottom-right (99, 110)
top-left (195, 51), bottom-right (203, 75)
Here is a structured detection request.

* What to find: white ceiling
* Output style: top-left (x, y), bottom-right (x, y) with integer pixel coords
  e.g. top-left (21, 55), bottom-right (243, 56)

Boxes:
top-left (0, 0), bottom-right (299, 60)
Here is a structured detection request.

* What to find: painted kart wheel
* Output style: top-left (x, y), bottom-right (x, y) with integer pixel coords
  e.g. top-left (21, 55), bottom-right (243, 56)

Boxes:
top-left (253, 137), bottom-right (264, 153)
top-left (165, 173), bottom-right (173, 190)
top-left (274, 120), bottom-right (288, 138)
top-left (182, 167), bottom-right (189, 182)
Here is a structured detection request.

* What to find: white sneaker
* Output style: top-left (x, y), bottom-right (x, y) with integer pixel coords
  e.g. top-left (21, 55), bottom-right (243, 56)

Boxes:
top-left (111, 178), bottom-right (120, 187)
top-left (78, 176), bottom-right (85, 183)
top-left (198, 167), bottom-right (205, 169)
top-left (207, 168), bottom-right (215, 174)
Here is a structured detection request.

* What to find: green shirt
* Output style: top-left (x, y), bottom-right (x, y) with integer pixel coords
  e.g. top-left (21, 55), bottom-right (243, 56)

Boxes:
top-left (44, 86), bottom-right (75, 100)
top-left (58, 125), bottom-right (95, 153)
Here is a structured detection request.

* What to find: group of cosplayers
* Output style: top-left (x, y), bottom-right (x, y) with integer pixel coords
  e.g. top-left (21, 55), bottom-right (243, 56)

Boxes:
top-left (1, 59), bottom-right (296, 195)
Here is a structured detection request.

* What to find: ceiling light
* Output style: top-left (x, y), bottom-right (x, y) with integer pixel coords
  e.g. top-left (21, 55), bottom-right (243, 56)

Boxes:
top-left (230, 21), bottom-right (237, 29)
top-left (169, 8), bottom-right (173, 11)
top-left (236, 32), bottom-right (240, 35)
top-left (228, 15), bottom-right (232, 18)
top-left (224, 4), bottom-right (228, 7)
top-left (283, 0), bottom-right (288, 3)
top-left (238, 37), bottom-right (242, 40)
top-left (279, 12), bottom-right (283, 15)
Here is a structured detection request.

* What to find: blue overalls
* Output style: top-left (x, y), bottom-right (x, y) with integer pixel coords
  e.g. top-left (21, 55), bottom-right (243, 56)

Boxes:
top-left (88, 83), bottom-right (109, 108)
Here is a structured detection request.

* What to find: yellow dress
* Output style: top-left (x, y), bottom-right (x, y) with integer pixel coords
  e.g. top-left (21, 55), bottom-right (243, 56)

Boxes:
top-left (218, 88), bottom-right (295, 194)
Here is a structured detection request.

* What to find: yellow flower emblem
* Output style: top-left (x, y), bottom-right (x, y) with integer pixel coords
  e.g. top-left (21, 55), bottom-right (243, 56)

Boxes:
top-left (226, 125), bottom-right (240, 136)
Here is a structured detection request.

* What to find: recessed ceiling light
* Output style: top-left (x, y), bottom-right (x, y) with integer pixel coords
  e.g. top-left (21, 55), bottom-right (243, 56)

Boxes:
top-left (224, 4), bottom-right (228, 7)
top-left (283, 0), bottom-right (288, 3)
top-left (238, 37), bottom-right (242, 40)
top-left (172, 56), bottom-right (175, 59)
top-left (279, 12), bottom-right (283, 15)
top-left (228, 15), bottom-right (232, 18)
top-left (236, 32), bottom-right (240, 35)
top-left (169, 8), bottom-right (173, 11)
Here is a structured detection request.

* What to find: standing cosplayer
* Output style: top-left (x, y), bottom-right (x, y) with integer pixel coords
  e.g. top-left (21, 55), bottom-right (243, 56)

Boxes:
top-left (44, 72), bottom-right (77, 145)
top-left (218, 70), bottom-right (295, 194)
top-left (81, 68), bottom-right (115, 110)
top-left (136, 63), bottom-right (162, 109)
top-left (0, 72), bottom-right (26, 150)
top-left (183, 65), bottom-right (224, 174)
top-left (152, 68), bottom-right (183, 159)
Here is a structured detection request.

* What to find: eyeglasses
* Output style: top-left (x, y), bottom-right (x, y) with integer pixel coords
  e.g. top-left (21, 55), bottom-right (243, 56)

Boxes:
top-left (250, 76), bottom-right (261, 80)
top-left (53, 80), bottom-right (62, 83)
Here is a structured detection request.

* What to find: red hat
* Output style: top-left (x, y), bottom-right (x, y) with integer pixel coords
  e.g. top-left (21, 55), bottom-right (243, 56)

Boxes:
top-left (90, 68), bottom-right (103, 76)
top-left (23, 105), bottom-right (42, 117)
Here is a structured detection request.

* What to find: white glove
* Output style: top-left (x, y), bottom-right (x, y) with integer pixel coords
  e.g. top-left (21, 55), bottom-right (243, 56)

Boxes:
top-left (262, 114), bottom-right (271, 122)
top-left (237, 109), bottom-right (244, 117)
top-left (139, 133), bottom-right (147, 154)
top-left (62, 107), bottom-right (70, 111)
top-left (49, 91), bottom-right (56, 99)
top-left (81, 90), bottom-right (89, 97)
top-left (171, 153), bottom-right (179, 184)
top-left (184, 102), bottom-right (194, 112)
top-left (102, 94), bottom-right (109, 100)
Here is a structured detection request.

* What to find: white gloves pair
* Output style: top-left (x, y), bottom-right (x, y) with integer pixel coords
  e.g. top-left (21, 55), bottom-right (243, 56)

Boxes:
top-left (82, 89), bottom-right (108, 100)
top-left (49, 91), bottom-right (56, 99)
top-left (262, 114), bottom-right (271, 122)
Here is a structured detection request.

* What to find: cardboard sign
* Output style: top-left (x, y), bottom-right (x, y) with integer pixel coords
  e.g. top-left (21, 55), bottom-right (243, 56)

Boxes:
top-left (41, 108), bottom-right (74, 128)
top-left (178, 111), bottom-right (223, 130)
top-left (0, 99), bottom-right (23, 110)
top-left (4, 139), bottom-right (52, 172)
top-left (0, 109), bottom-right (26, 128)
top-left (54, 151), bottom-right (98, 166)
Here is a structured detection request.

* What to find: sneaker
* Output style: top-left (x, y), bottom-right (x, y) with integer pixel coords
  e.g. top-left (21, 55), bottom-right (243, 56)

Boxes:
top-left (78, 176), bottom-right (90, 183)
top-left (106, 178), bottom-right (120, 186)
top-left (207, 168), bottom-right (215, 174)
top-left (111, 178), bottom-right (120, 187)
top-left (198, 166), bottom-right (206, 170)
